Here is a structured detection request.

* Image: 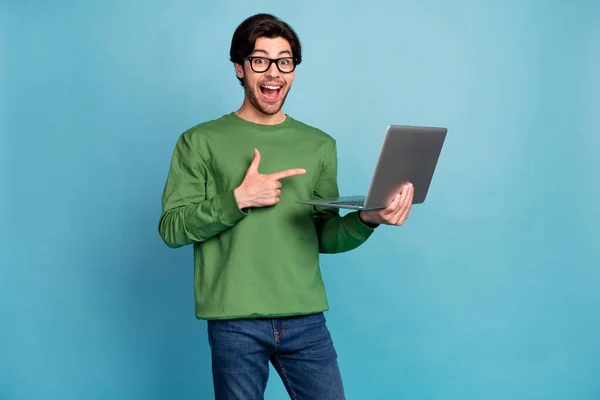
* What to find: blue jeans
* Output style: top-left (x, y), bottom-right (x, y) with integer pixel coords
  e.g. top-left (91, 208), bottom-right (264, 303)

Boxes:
top-left (207, 312), bottom-right (346, 400)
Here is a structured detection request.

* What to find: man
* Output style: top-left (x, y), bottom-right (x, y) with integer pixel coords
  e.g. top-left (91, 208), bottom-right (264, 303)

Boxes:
top-left (158, 13), bottom-right (414, 400)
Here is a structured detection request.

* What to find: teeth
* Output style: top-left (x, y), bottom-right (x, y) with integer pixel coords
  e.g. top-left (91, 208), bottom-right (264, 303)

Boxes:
top-left (262, 85), bottom-right (281, 90)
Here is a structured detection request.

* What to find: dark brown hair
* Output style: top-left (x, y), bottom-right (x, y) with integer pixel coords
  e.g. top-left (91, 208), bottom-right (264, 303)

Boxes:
top-left (230, 14), bottom-right (302, 86)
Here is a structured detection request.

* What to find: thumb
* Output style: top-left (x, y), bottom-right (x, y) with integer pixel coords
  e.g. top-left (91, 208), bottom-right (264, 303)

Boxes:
top-left (246, 148), bottom-right (261, 175)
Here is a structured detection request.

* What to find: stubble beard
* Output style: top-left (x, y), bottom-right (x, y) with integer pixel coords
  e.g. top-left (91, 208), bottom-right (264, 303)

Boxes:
top-left (244, 80), bottom-right (290, 116)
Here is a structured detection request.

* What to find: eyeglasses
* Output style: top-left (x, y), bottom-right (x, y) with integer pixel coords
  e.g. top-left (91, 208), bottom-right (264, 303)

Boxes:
top-left (243, 56), bottom-right (297, 73)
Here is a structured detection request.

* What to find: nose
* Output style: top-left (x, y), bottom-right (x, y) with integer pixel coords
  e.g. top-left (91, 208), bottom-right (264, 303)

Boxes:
top-left (265, 60), bottom-right (280, 78)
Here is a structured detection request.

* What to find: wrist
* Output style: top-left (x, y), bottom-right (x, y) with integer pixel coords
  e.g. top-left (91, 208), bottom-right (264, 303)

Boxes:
top-left (234, 187), bottom-right (249, 210)
top-left (359, 211), bottom-right (379, 228)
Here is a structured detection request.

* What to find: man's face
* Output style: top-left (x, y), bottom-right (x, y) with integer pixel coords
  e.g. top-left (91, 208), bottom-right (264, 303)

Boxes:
top-left (236, 36), bottom-right (296, 116)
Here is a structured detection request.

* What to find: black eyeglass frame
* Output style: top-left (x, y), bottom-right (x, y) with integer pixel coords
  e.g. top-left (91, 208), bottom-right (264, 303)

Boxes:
top-left (243, 56), bottom-right (298, 73)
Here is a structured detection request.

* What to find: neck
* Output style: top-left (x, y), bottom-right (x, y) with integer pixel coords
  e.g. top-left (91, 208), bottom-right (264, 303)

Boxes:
top-left (235, 98), bottom-right (286, 125)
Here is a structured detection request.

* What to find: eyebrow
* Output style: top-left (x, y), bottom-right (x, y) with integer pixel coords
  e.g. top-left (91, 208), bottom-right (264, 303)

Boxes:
top-left (252, 49), bottom-right (292, 57)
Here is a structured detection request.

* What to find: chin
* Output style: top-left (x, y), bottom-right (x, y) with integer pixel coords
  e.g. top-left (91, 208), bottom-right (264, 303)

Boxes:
top-left (254, 93), bottom-right (287, 115)
top-left (244, 83), bottom-right (290, 117)
top-left (258, 102), bottom-right (283, 115)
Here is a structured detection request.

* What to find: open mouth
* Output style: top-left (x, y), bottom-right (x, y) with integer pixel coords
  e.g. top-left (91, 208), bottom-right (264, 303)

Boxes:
top-left (259, 84), bottom-right (282, 101)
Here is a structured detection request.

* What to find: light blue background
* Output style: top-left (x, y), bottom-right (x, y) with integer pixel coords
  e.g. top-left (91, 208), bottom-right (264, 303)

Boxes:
top-left (2, 1), bottom-right (599, 399)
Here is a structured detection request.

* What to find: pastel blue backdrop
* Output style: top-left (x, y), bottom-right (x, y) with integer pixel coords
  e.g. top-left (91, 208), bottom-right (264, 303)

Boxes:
top-left (2, 1), bottom-right (599, 399)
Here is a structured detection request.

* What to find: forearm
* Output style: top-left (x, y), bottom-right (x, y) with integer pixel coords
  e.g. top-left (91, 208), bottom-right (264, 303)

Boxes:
top-left (159, 188), bottom-right (246, 248)
top-left (311, 139), bottom-right (376, 253)
top-left (315, 210), bottom-right (376, 254)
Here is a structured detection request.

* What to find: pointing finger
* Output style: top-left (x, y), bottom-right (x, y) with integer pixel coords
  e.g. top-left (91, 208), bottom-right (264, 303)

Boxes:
top-left (269, 168), bottom-right (306, 181)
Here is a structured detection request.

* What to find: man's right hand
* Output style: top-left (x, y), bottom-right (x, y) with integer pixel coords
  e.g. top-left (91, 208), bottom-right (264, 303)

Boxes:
top-left (234, 148), bottom-right (306, 209)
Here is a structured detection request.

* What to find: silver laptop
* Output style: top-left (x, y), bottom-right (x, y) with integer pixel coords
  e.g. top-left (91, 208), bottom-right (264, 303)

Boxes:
top-left (297, 125), bottom-right (447, 210)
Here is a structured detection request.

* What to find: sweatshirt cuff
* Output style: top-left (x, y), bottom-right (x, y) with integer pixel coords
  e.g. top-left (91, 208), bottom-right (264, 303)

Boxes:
top-left (214, 188), bottom-right (248, 226)
top-left (346, 211), bottom-right (377, 240)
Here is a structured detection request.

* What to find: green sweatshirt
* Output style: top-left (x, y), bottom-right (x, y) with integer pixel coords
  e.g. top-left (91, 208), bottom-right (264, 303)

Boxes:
top-left (158, 112), bottom-right (376, 320)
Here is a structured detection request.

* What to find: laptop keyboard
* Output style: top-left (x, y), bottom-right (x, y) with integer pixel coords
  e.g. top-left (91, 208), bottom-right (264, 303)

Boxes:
top-left (329, 200), bottom-right (364, 206)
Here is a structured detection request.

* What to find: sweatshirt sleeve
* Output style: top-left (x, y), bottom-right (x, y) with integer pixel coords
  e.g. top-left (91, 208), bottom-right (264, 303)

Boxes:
top-left (313, 140), bottom-right (376, 254)
top-left (158, 132), bottom-right (247, 248)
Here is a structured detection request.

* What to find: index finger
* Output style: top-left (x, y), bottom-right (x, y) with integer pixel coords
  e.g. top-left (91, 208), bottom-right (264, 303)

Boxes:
top-left (268, 168), bottom-right (306, 180)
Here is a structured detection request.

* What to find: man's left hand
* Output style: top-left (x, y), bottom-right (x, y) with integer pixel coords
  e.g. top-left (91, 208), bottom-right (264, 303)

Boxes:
top-left (359, 183), bottom-right (414, 227)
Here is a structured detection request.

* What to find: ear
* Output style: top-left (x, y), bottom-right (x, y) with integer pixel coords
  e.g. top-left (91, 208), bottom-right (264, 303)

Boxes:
top-left (235, 63), bottom-right (245, 80)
